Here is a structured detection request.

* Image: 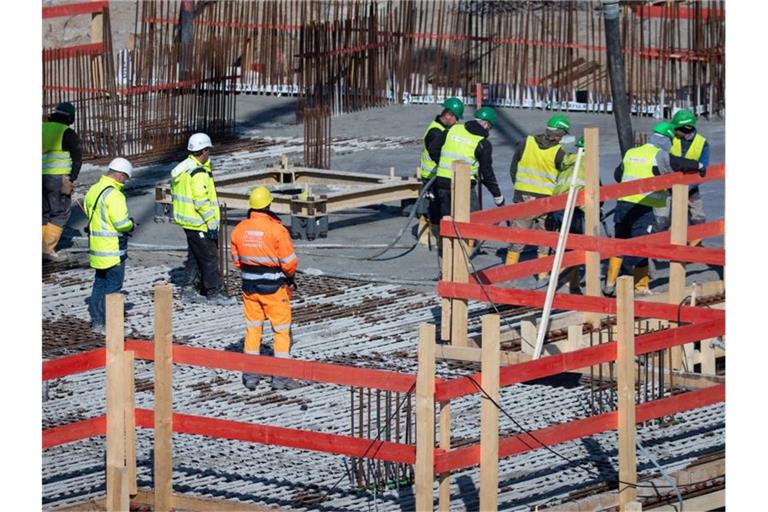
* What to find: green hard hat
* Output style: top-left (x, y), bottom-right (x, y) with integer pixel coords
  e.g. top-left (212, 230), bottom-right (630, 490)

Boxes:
top-left (576, 136), bottom-right (584, 148)
top-left (653, 121), bottom-right (676, 139)
top-left (547, 114), bottom-right (571, 133)
top-left (672, 109), bottom-right (696, 128)
top-left (475, 107), bottom-right (497, 127)
top-left (54, 101), bottom-right (76, 118)
top-left (442, 97), bottom-right (464, 120)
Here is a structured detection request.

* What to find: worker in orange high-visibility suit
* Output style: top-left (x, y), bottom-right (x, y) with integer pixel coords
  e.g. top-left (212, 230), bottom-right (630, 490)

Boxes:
top-left (230, 186), bottom-right (299, 391)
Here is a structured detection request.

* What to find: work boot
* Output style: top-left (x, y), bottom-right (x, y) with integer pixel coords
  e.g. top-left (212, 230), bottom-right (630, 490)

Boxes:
top-left (242, 373), bottom-right (261, 391)
top-left (206, 291), bottom-right (237, 306)
top-left (633, 265), bottom-right (652, 295)
top-left (537, 253), bottom-right (550, 285)
top-left (604, 256), bottom-right (623, 295)
top-left (271, 376), bottom-right (301, 391)
top-left (43, 224), bottom-right (68, 262)
top-left (505, 249), bottom-right (520, 266)
top-left (181, 286), bottom-right (205, 304)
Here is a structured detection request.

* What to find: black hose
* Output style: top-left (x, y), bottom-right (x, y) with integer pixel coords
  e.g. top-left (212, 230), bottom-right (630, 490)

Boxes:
top-left (603, 0), bottom-right (635, 156)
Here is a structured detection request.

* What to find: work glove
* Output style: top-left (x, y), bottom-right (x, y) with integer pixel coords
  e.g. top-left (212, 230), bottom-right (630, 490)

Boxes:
top-left (493, 195), bottom-right (505, 207)
top-left (61, 176), bottom-right (73, 196)
top-left (206, 228), bottom-right (219, 241)
top-left (124, 218), bottom-right (136, 237)
top-left (698, 162), bottom-right (706, 178)
top-left (286, 274), bottom-right (298, 291)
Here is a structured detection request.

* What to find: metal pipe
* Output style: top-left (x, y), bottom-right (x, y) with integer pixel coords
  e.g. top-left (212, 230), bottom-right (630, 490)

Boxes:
top-left (603, 0), bottom-right (634, 156)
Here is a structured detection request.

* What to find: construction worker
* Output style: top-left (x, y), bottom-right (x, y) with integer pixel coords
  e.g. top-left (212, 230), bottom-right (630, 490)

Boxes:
top-left (547, 136), bottom-right (587, 293)
top-left (42, 101), bottom-right (82, 262)
top-left (670, 109), bottom-right (709, 246)
top-left (429, 107), bottom-right (505, 247)
top-left (231, 187), bottom-right (299, 391)
top-left (83, 158), bottom-right (135, 334)
top-left (605, 122), bottom-right (703, 296)
top-left (417, 98), bottom-right (464, 232)
top-left (170, 133), bottom-right (235, 306)
top-left (507, 114), bottom-right (571, 284)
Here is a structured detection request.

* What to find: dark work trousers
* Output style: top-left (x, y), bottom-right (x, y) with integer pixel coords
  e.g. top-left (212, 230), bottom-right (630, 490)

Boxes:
top-left (613, 201), bottom-right (655, 274)
top-left (428, 183), bottom-right (480, 256)
top-left (42, 175), bottom-right (72, 227)
top-left (416, 178), bottom-right (431, 217)
top-left (184, 229), bottom-right (223, 296)
top-left (88, 261), bottom-right (125, 328)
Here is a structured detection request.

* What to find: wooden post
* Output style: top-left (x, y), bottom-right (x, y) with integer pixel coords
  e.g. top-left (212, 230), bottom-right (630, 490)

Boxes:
top-left (440, 223), bottom-right (454, 342)
top-left (415, 323), bottom-right (436, 511)
top-left (449, 161), bottom-right (471, 346)
top-left (124, 351), bottom-right (137, 496)
top-left (90, 1), bottom-right (104, 90)
top-left (438, 402), bottom-right (452, 512)
top-left (107, 466), bottom-right (130, 512)
top-left (389, 166), bottom-right (396, 179)
top-left (520, 319), bottom-right (537, 355)
top-left (154, 285), bottom-right (174, 512)
top-left (479, 315), bottom-right (500, 512)
top-left (701, 337), bottom-right (716, 375)
top-left (583, 128), bottom-right (601, 328)
top-left (476, 83), bottom-right (482, 109)
top-left (669, 184), bottom-right (688, 370)
top-left (682, 283), bottom-right (698, 371)
top-left (625, 501), bottom-right (642, 511)
top-left (616, 277), bottom-right (637, 508)
top-left (105, 293), bottom-right (128, 511)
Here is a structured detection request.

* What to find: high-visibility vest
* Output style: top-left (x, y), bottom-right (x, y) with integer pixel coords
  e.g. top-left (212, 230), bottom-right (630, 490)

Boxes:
top-left (170, 155), bottom-right (220, 232)
top-left (84, 175), bottom-right (134, 269)
top-left (618, 144), bottom-right (667, 208)
top-left (419, 120), bottom-right (447, 179)
top-left (435, 124), bottom-right (482, 181)
top-left (671, 133), bottom-right (706, 161)
top-left (42, 121), bottom-right (72, 176)
top-left (553, 152), bottom-right (586, 210)
top-left (515, 136), bottom-right (561, 196)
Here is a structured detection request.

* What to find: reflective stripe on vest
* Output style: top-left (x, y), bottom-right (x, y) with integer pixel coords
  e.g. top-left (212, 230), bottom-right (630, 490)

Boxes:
top-left (170, 156), bottom-right (220, 232)
top-left (42, 122), bottom-right (72, 175)
top-left (553, 155), bottom-right (586, 196)
top-left (515, 136), bottom-right (560, 196)
top-left (85, 177), bottom-right (129, 269)
top-left (419, 120), bottom-right (447, 178)
top-left (435, 124), bottom-right (482, 180)
top-left (671, 133), bottom-right (706, 161)
top-left (619, 144), bottom-right (667, 208)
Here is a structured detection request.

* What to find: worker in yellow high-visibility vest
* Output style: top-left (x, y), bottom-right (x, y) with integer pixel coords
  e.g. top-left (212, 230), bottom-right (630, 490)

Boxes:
top-left (605, 122), bottom-right (702, 296)
top-left (507, 114), bottom-right (571, 284)
top-left (670, 109), bottom-right (710, 246)
top-left (83, 158), bottom-right (135, 334)
top-left (42, 102), bottom-right (82, 262)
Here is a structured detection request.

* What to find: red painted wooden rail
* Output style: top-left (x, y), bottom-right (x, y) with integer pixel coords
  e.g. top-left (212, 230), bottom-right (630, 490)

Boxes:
top-left (42, 1), bottom-right (107, 19)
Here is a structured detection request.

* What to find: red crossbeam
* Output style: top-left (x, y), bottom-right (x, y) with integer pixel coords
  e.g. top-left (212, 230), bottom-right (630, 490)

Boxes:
top-left (438, 282), bottom-right (723, 324)
top-left (43, 43), bottom-right (106, 62)
top-left (123, 341), bottom-right (416, 393)
top-left (43, 348), bottom-right (105, 381)
top-left (471, 164), bottom-right (724, 225)
top-left (435, 384), bottom-right (724, 473)
top-left (442, 221), bottom-right (725, 266)
top-left (42, 1), bottom-right (107, 19)
top-left (435, 318), bottom-right (724, 402)
top-left (475, 221), bottom-right (724, 284)
top-left (42, 415), bottom-right (106, 449)
top-left (134, 409), bottom-right (415, 464)
top-left (632, 4), bottom-right (724, 20)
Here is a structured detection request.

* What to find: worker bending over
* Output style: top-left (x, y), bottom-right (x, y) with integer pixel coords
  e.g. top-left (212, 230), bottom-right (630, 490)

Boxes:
top-left (417, 98), bottom-right (465, 232)
top-left (42, 101), bottom-right (82, 262)
top-left (605, 122), bottom-right (703, 296)
top-left (670, 109), bottom-right (709, 246)
top-left (507, 115), bottom-right (571, 284)
top-left (231, 187), bottom-right (300, 391)
top-left (170, 133), bottom-right (235, 306)
top-left (430, 107), bottom-right (505, 250)
top-left (84, 158), bottom-right (134, 334)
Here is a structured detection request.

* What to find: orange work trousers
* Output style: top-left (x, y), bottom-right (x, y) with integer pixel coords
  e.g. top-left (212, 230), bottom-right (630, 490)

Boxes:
top-left (243, 286), bottom-right (292, 356)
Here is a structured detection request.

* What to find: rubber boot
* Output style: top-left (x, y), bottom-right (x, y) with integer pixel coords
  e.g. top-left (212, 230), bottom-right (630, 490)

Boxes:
top-left (242, 373), bottom-right (261, 390)
top-left (633, 265), bottom-right (652, 295)
top-left (465, 239), bottom-right (475, 253)
top-left (505, 249), bottom-right (520, 266)
top-left (43, 224), bottom-right (68, 262)
top-left (271, 376), bottom-right (301, 391)
top-left (537, 253), bottom-right (550, 284)
top-left (603, 256), bottom-right (623, 296)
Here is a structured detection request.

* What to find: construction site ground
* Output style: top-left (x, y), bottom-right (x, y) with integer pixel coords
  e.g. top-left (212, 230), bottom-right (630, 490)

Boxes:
top-left (42, 96), bottom-right (726, 510)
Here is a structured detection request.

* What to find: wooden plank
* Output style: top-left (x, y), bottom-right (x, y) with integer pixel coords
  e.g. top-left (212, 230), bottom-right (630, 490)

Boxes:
top-left (479, 315), bottom-right (500, 512)
top-left (583, 128), bottom-right (601, 328)
top-left (441, 228), bottom-right (454, 342)
top-left (415, 323), bottom-right (436, 511)
top-left (438, 402), bottom-right (452, 512)
top-left (616, 277), bottom-right (637, 508)
top-left (450, 161), bottom-right (472, 346)
top-left (153, 285), bottom-right (174, 512)
top-left (435, 344), bottom-right (527, 366)
top-left (105, 293), bottom-right (126, 512)
top-left (124, 351), bottom-right (137, 496)
top-left (651, 489), bottom-right (725, 511)
top-left (624, 502), bottom-right (641, 512)
top-left (669, 184), bottom-right (688, 371)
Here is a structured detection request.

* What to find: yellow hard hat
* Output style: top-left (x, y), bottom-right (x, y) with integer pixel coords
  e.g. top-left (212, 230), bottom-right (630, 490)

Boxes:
top-left (249, 186), bottom-right (272, 209)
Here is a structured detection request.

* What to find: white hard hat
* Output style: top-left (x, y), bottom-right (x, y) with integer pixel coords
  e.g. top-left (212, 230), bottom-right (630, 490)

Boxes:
top-left (108, 157), bottom-right (133, 178)
top-left (188, 133), bottom-right (213, 152)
